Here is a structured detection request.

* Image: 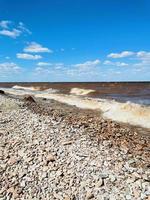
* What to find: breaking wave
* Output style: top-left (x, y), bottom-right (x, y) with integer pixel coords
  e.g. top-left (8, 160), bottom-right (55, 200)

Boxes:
top-left (12, 85), bottom-right (40, 91)
top-left (35, 93), bottom-right (150, 129)
top-left (70, 88), bottom-right (95, 96)
top-left (1, 86), bottom-right (58, 96)
top-left (44, 88), bottom-right (59, 93)
top-left (1, 87), bottom-right (150, 129)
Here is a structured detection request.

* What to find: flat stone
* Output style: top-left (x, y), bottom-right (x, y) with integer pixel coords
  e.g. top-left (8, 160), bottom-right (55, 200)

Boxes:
top-left (62, 140), bottom-right (73, 145)
top-left (95, 178), bottom-right (104, 187)
top-left (86, 191), bottom-right (94, 199)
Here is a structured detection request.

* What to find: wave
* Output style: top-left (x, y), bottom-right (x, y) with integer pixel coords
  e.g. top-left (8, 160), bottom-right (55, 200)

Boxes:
top-left (35, 93), bottom-right (150, 129)
top-left (70, 88), bottom-right (95, 96)
top-left (44, 88), bottom-right (59, 93)
top-left (1, 87), bottom-right (58, 96)
top-left (12, 85), bottom-right (40, 91)
top-left (1, 87), bottom-right (150, 129)
top-left (0, 88), bottom-right (34, 95)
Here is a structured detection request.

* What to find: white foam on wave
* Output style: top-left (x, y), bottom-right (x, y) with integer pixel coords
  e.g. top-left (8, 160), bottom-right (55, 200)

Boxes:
top-left (1, 87), bottom-right (58, 96)
top-left (12, 85), bottom-right (40, 91)
top-left (44, 88), bottom-right (59, 93)
top-left (35, 93), bottom-right (150, 129)
top-left (1, 87), bottom-right (150, 129)
top-left (1, 88), bottom-right (34, 95)
top-left (70, 88), bottom-right (95, 96)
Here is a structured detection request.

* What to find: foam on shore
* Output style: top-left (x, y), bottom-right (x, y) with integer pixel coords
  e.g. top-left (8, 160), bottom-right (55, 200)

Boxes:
top-left (35, 93), bottom-right (150, 129)
top-left (1, 87), bottom-right (150, 129)
top-left (70, 88), bottom-right (95, 95)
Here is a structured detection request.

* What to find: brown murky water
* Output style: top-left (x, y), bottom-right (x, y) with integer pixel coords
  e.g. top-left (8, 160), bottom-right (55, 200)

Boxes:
top-left (0, 82), bottom-right (150, 105)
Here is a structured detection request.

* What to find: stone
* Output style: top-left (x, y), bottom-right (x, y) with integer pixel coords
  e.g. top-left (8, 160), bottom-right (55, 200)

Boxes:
top-left (109, 175), bottom-right (116, 182)
top-left (42, 172), bottom-right (48, 179)
top-left (8, 156), bottom-right (19, 165)
top-left (100, 173), bottom-right (109, 179)
top-left (86, 191), bottom-right (94, 199)
top-left (64, 196), bottom-right (71, 200)
top-left (132, 188), bottom-right (140, 198)
top-left (46, 154), bottom-right (55, 163)
top-left (43, 166), bottom-right (49, 172)
top-left (63, 140), bottom-right (73, 145)
top-left (0, 90), bottom-right (5, 95)
top-left (7, 187), bottom-right (19, 198)
top-left (95, 178), bottom-right (104, 187)
top-left (126, 194), bottom-right (132, 199)
top-left (20, 181), bottom-right (26, 188)
top-left (24, 95), bottom-right (35, 103)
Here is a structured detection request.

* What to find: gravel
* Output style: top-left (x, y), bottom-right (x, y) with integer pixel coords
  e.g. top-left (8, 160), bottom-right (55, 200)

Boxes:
top-left (0, 95), bottom-right (150, 200)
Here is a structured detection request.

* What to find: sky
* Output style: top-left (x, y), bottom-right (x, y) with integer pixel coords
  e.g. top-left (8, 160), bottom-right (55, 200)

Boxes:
top-left (0, 0), bottom-right (150, 82)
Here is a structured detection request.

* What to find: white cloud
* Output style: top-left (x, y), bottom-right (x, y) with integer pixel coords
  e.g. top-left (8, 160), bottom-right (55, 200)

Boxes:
top-left (24, 42), bottom-right (53, 53)
top-left (0, 20), bottom-right (31, 38)
top-left (74, 59), bottom-right (100, 69)
top-left (103, 60), bottom-right (113, 65)
top-left (0, 62), bottom-right (21, 73)
top-left (103, 60), bottom-right (128, 67)
top-left (37, 62), bottom-right (52, 66)
top-left (0, 29), bottom-right (21, 38)
top-left (107, 51), bottom-right (134, 58)
top-left (116, 62), bottom-right (128, 67)
top-left (34, 62), bottom-right (65, 75)
top-left (134, 51), bottom-right (150, 66)
top-left (37, 62), bottom-right (64, 69)
top-left (54, 63), bottom-right (64, 69)
top-left (17, 53), bottom-right (42, 60)
top-left (35, 67), bottom-right (48, 72)
top-left (0, 20), bottom-right (11, 29)
top-left (136, 51), bottom-right (150, 61)
top-left (18, 22), bottom-right (32, 34)
top-left (65, 59), bottom-right (101, 77)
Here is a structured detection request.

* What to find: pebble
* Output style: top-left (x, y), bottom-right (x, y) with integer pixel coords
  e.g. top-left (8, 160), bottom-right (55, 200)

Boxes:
top-left (109, 174), bottom-right (116, 182)
top-left (86, 191), bottom-right (94, 199)
top-left (46, 154), bottom-right (55, 162)
top-left (0, 95), bottom-right (149, 200)
top-left (95, 178), bottom-right (104, 187)
top-left (125, 194), bottom-right (132, 199)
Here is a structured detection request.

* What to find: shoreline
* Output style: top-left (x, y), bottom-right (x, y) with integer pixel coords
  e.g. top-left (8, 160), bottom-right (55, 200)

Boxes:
top-left (0, 94), bottom-right (150, 199)
top-left (1, 87), bottom-right (150, 129)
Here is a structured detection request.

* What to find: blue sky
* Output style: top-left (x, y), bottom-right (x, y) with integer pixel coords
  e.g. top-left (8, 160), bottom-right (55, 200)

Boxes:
top-left (0, 0), bottom-right (150, 82)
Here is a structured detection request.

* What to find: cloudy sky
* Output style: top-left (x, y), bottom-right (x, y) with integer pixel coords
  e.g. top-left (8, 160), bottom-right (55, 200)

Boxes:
top-left (0, 0), bottom-right (150, 82)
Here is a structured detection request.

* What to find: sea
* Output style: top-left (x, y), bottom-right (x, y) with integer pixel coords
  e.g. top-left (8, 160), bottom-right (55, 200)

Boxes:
top-left (0, 82), bottom-right (150, 129)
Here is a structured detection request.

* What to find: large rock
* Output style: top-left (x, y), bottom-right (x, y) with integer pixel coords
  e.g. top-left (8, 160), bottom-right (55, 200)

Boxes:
top-left (23, 95), bottom-right (35, 103)
top-left (0, 90), bottom-right (5, 95)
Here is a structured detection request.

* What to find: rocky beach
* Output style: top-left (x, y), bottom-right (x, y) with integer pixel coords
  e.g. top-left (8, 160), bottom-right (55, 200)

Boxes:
top-left (0, 93), bottom-right (150, 200)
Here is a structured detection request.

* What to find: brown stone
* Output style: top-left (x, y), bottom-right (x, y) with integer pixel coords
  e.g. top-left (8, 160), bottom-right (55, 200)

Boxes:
top-left (24, 95), bottom-right (35, 103)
